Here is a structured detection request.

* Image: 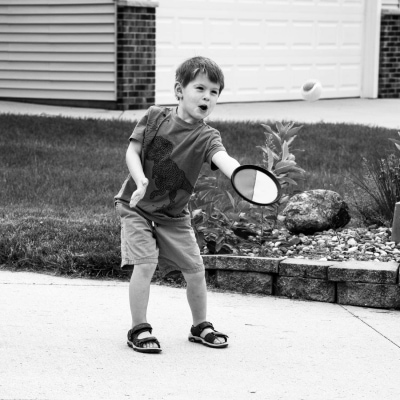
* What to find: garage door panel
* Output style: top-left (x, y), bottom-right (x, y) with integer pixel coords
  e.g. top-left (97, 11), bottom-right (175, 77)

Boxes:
top-left (156, 0), bottom-right (365, 104)
top-left (209, 19), bottom-right (235, 49)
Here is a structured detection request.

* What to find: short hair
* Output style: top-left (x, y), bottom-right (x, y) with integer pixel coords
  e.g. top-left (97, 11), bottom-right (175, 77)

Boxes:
top-left (175, 56), bottom-right (225, 94)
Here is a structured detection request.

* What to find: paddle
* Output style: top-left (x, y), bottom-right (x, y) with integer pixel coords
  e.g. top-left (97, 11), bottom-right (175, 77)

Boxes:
top-left (231, 165), bottom-right (282, 206)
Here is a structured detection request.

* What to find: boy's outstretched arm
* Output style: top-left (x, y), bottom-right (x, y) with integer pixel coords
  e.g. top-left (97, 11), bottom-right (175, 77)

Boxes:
top-left (126, 140), bottom-right (149, 208)
top-left (211, 151), bottom-right (241, 179)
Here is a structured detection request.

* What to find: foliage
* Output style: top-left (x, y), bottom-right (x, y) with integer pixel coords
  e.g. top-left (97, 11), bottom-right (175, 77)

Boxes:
top-left (258, 121), bottom-right (306, 191)
top-left (0, 215), bottom-right (124, 278)
top-left (348, 153), bottom-right (400, 225)
top-left (1, 114), bottom-right (400, 275)
top-left (189, 121), bottom-right (306, 255)
top-left (189, 173), bottom-right (257, 255)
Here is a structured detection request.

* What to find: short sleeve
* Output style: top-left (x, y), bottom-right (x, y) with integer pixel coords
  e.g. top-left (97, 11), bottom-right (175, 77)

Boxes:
top-left (129, 108), bottom-right (149, 142)
top-left (205, 129), bottom-right (226, 171)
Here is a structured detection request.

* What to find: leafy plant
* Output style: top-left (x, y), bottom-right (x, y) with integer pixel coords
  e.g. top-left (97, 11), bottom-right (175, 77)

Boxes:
top-left (255, 121), bottom-right (306, 229)
top-left (189, 121), bottom-right (307, 256)
top-left (258, 121), bottom-right (306, 191)
top-left (349, 153), bottom-right (400, 225)
top-left (189, 173), bottom-right (258, 254)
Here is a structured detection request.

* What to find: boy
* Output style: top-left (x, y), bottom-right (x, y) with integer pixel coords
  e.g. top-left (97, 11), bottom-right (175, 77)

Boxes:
top-left (115, 56), bottom-right (240, 353)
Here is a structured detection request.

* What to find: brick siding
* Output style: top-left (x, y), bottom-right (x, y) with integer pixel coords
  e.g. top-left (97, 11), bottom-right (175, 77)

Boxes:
top-left (116, 2), bottom-right (157, 110)
top-left (379, 11), bottom-right (400, 98)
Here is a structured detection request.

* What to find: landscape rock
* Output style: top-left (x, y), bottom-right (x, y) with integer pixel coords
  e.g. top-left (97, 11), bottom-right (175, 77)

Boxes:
top-left (282, 189), bottom-right (351, 235)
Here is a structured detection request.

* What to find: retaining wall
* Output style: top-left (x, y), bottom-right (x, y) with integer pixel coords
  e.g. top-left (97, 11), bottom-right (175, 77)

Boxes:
top-left (202, 255), bottom-right (400, 310)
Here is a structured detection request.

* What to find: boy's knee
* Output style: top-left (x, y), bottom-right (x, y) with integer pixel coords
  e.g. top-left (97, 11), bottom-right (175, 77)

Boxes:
top-left (132, 263), bottom-right (157, 278)
top-left (183, 270), bottom-right (205, 285)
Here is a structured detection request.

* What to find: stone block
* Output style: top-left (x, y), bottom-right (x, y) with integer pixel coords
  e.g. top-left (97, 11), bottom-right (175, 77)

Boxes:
top-left (279, 258), bottom-right (333, 279)
top-left (328, 261), bottom-right (399, 284)
top-left (216, 270), bottom-right (273, 295)
top-left (276, 276), bottom-right (335, 303)
top-left (337, 282), bottom-right (400, 309)
top-left (202, 255), bottom-right (216, 270)
top-left (214, 255), bottom-right (280, 274)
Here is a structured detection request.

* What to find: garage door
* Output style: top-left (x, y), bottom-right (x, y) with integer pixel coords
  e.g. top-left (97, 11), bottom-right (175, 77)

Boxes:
top-left (156, 0), bottom-right (365, 104)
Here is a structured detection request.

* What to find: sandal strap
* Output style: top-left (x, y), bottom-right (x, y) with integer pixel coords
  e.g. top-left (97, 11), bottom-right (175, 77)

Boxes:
top-left (204, 331), bottom-right (228, 344)
top-left (134, 336), bottom-right (161, 349)
top-left (128, 323), bottom-right (153, 341)
top-left (191, 321), bottom-right (214, 336)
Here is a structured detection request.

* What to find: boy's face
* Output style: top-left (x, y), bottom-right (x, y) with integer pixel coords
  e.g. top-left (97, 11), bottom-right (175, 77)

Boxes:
top-left (175, 72), bottom-right (220, 124)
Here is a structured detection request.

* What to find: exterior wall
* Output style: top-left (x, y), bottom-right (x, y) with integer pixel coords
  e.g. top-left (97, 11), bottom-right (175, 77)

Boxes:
top-left (0, 0), bottom-right (117, 108)
top-left (382, 0), bottom-right (400, 9)
top-left (116, 1), bottom-right (157, 110)
top-left (379, 10), bottom-right (400, 98)
top-left (0, 0), bottom-right (158, 110)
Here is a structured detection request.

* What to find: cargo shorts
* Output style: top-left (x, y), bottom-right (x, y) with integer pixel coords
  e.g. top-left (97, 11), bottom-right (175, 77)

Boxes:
top-left (115, 202), bottom-right (205, 276)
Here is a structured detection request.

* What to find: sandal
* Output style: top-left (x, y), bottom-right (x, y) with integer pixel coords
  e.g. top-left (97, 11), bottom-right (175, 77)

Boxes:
top-left (127, 323), bottom-right (162, 353)
top-left (188, 321), bottom-right (229, 348)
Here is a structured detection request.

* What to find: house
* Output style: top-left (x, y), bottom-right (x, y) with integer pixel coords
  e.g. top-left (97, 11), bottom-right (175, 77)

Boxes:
top-left (0, 0), bottom-right (399, 110)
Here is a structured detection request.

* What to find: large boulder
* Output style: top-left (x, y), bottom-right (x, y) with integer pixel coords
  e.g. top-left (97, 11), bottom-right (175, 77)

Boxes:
top-left (282, 189), bottom-right (351, 234)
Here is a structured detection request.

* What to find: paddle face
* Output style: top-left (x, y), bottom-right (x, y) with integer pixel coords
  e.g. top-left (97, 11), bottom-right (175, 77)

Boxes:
top-left (231, 165), bottom-right (281, 206)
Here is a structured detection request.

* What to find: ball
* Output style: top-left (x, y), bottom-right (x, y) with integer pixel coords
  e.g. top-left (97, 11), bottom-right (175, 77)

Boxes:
top-left (301, 79), bottom-right (322, 102)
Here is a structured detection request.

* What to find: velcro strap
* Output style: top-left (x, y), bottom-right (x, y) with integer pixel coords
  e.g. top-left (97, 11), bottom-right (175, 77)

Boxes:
top-left (135, 336), bottom-right (160, 348)
top-left (192, 321), bottom-right (214, 336)
top-left (128, 323), bottom-right (153, 340)
top-left (130, 323), bottom-right (152, 338)
top-left (204, 332), bottom-right (228, 344)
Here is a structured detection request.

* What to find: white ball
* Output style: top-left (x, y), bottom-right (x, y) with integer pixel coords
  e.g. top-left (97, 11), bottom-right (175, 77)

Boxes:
top-left (301, 80), bottom-right (322, 102)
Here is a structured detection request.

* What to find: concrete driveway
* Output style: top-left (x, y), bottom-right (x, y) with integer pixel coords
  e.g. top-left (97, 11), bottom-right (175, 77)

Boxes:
top-left (2, 270), bottom-right (400, 400)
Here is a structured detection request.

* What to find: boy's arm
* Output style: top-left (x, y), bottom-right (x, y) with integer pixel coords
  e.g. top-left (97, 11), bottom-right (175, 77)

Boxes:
top-left (211, 151), bottom-right (240, 179)
top-left (126, 140), bottom-right (149, 208)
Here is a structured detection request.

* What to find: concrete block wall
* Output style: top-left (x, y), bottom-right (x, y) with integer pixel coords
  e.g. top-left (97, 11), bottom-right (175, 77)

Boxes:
top-left (203, 255), bottom-right (400, 310)
top-left (116, 1), bottom-right (158, 110)
top-left (379, 10), bottom-right (400, 98)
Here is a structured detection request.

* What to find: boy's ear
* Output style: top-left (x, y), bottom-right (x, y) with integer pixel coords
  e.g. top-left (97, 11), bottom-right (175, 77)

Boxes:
top-left (174, 82), bottom-right (183, 100)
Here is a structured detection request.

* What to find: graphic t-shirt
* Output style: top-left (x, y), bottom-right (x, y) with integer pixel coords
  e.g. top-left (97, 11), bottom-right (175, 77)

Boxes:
top-left (115, 106), bottom-right (226, 225)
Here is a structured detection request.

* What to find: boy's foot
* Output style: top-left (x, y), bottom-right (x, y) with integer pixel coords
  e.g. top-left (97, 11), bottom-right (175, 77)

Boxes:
top-left (127, 323), bottom-right (162, 353)
top-left (188, 321), bottom-right (229, 348)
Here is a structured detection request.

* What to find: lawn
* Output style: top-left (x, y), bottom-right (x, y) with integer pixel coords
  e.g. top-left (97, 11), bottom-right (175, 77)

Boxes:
top-left (1, 114), bottom-right (399, 277)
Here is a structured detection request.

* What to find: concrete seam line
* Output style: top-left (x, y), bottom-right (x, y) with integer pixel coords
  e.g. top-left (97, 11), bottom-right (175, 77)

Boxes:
top-left (340, 305), bottom-right (400, 351)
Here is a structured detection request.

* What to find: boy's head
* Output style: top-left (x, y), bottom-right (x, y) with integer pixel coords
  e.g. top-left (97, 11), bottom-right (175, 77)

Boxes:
top-left (174, 57), bottom-right (224, 123)
top-left (175, 56), bottom-right (224, 97)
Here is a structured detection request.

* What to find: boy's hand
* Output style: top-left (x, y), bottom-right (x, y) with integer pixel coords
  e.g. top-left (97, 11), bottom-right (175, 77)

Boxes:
top-left (129, 178), bottom-right (149, 208)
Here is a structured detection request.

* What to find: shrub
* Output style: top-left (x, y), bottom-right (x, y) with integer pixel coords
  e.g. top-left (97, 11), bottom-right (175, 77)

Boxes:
top-left (189, 121), bottom-right (306, 255)
top-left (348, 153), bottom-right (400, 226)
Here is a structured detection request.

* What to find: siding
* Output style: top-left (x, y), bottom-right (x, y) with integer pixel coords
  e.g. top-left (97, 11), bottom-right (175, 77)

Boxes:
top-left (0, 0), bottom-right (116, 101)
top-left (382, 0), bottom-right (400, 9)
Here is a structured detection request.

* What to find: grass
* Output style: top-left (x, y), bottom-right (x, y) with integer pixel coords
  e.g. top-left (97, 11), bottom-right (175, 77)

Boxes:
top-left (1, 113), bottom-right (399, 278)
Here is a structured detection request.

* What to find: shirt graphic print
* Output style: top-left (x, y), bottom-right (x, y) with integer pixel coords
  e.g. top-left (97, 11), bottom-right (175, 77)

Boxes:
top-left (147, 136), bottom-right (194, 214)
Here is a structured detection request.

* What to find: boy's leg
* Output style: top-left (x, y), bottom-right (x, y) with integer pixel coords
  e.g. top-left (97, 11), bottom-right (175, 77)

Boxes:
top-left (129, 263), bottom-right (158, 349)
top-left (182, 270), bottom-right (224, 344)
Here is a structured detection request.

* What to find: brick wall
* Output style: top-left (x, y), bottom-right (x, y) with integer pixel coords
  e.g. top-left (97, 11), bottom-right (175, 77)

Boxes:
top-left (116, 1), bottom-right (158, 110)
top-left (379, 11), bottom-right (400, 98)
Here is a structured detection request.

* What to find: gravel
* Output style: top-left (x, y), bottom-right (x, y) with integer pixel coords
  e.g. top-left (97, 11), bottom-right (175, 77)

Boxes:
top-left (239, 225), bottom-right (400, 263)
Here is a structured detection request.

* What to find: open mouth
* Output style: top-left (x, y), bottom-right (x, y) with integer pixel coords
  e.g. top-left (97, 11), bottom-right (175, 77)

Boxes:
top-left (199, 105), bottom-right (208, 111)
